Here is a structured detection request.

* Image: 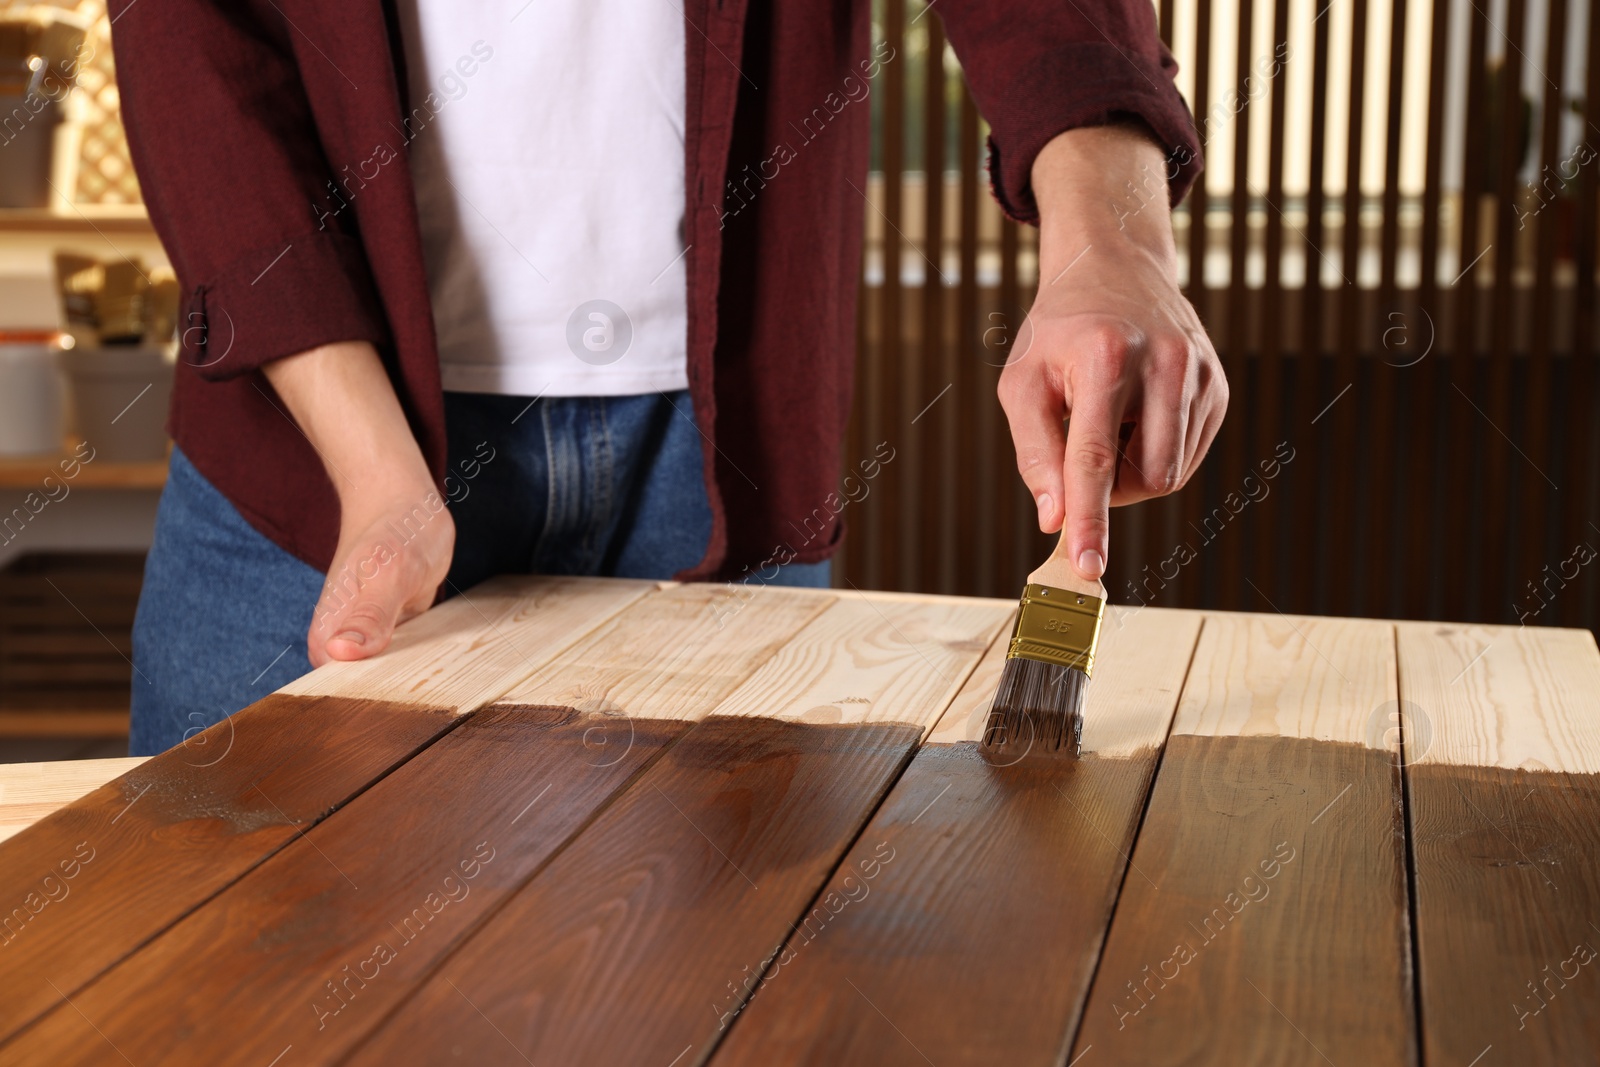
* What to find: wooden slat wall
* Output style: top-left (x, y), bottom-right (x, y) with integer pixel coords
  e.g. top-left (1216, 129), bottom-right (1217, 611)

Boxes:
top-left (843, 0), bottom-right (1600, 634)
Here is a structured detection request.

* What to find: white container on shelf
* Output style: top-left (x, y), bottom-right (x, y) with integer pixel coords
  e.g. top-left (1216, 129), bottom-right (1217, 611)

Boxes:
top-left (60, 345), bottom-right (173, 462)
top-left (0, 334), bottom-right (68, 456)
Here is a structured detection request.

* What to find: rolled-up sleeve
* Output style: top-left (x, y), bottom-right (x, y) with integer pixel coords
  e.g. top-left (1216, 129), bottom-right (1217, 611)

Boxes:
top-left (110, 0), bottom-right (388, 380)
top-left (938, 0), bottom-right (1203, 223)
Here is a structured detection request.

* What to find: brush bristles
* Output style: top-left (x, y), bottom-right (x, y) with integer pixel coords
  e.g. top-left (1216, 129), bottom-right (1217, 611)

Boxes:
top-left (982, 657), bottom-right (1086, 755)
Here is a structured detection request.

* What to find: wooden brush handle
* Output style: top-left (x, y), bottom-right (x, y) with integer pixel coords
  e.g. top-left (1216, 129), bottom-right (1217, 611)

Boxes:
top-left (1027, 530), bottom-right (1108, 600)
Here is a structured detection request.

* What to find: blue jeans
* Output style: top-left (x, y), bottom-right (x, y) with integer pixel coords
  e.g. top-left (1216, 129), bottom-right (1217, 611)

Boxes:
top-left (130, 390), bottom-right (829, 755)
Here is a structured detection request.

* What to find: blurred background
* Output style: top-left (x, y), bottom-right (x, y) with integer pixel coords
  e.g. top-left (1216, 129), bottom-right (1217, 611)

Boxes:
top-left (0, 0), bottom-right (1594, 753)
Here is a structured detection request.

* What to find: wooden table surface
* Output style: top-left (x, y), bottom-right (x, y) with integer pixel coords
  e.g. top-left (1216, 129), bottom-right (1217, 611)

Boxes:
top-left (0, 577), bottom-right (1596, 1066)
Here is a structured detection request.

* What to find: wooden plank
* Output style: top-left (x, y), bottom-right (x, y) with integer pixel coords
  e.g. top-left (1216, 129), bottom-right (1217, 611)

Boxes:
top-left (1407, 0), bottom-right (1450, 620)
top-left (1, 587), bottom-right (833, 1066)
top-left (710, 607), bottom-right (1203, 1066)
top-left (1074, 613), bottom-right (1413, 1065)
top-left (1253, 0), bottom-right (1290, 605)
top-left (1566, 1), bottom-right (1600, 629)
top-left (1482, 0), bottom-right (1528, 622)
top-left (1442, 0), bottom-right (1489, 622)
top-left (0, 454), bottom-right (166, 491)
top-left (493, 582), bottom-right (834, 717)
top-left (1522, 0), bottom-right (1566, 608)
top-left (921, 17), bottom-right (947, 593)
top-left (879, 0), bottom-right (906, 592)
top-left (344, 596), bottom-right (1011, 1066)
top-left (0, 711), bottom-right (129, 738)
top-left (1399, 622), bottom-right (1600, 1063)
top-left (0, 694), bottom-right (458, 1046)
top-left (277, 574), bottom-right (652, 709)
top-left (1368, 0), bottom-right (1407, 619)
top-left (1329, 0), bottom-right (1369, 614)
top-left (0, 757), bottom-right (146, 844)
top-left (1291, 0), bottom-right (1333, 615)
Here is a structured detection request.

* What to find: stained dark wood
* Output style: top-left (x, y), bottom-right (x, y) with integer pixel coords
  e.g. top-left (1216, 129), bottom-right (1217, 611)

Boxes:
top-left (0, 706), bottom-right (686, 1066)
top-left (344, 716), bottom-right (926, 1066)
top-left (0, 694), bottom-right (455, 1045)
top-left (1073, 735), bottom-right (1414, 1065)
top-left (1408, 763), bottom-right (1600, 1063)
top-left (710, 742), bottom-right (1164, 1066)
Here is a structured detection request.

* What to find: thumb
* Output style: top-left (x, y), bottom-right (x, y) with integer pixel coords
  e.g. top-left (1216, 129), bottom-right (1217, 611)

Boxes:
top-left (309, 556), bottom-right (405, 666)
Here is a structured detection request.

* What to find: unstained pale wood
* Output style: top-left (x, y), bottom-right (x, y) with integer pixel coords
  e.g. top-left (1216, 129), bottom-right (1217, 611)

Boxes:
top-left (711, 607), bottom-right (1203, 1066)
top-left (1397, 622), bottom-right (1600, 773)
top-left (496, 582), bottom-right (833, 718)
top-left (1400, 621), bottom-right (1600, 1062)
top-left (1073, 613), bottom-right (1413, 1065)
top-left (278, 575), bottom-right (652, 710)
top-left (0, 757), bottom-right (146, 843)
top-left (707, 594), bottom-right (1010, 727)
top-left (1171, 612), bottom-right (1398, 743)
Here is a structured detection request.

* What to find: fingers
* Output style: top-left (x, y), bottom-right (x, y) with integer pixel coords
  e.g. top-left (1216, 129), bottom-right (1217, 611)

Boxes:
top-left (997, 358), bottom-right (1069, 533)
top-left (1118, 338), bottom-right (1190, 504)
top-left (307, 532), bottom-right (443, 666)
top-left (1060, 330), bottom-right (1133, 580)
top-left (1179, 358), bottom-right (1228, 488)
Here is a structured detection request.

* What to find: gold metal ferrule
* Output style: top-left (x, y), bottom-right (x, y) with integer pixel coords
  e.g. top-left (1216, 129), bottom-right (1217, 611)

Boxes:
top-left (1006, 583), bottom-right (1105, 676)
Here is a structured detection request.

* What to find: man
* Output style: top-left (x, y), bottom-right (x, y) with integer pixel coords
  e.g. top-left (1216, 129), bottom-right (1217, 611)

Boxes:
top-left (111, 0), bottom-right (1225, 755)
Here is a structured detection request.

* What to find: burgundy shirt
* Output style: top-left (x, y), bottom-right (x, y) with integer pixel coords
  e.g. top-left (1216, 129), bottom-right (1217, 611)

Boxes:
top-left (110, 0), bottom-right (1199, 582)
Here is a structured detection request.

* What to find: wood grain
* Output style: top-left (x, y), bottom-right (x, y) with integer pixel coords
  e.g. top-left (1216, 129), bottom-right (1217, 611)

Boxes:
top-left (1397, 622), bottom-right (1600, 773)
top-left (495, 582), bottom-right (833, 718)
top-left (277, 575), bottom-right (652, 710)
top-left (1400, 621), bottom-right (1600, 1062)
top-left (1073, 613), bottom-right (1413, 1065)
top-left (0, 707), bottom-right (688, 1066)
top-left (0, 580), bottom-right (836, 1064)
top-left (706, 594), bottom-right (1011, 727)
top-left (711, 608), bottom-right (1202, 1066)
top-left (0, 757), bottom-right (146, 844)
top-left (343, 598), bottom-right (1008, 1065)
top-left (1171, 613), bottom-right (1397, 743)
top-left (0, 694), bottom-right (455, 1045)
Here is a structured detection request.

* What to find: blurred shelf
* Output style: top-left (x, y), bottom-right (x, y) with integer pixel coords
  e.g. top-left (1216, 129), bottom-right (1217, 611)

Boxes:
top-left (0, 445), bottom-right (167, 490)
top-left (0, 710), bottom-right (129, 737)
top-left (0, 206), bottom-right (152, 234)
top-left (0, 552), bottom-right (142, 740)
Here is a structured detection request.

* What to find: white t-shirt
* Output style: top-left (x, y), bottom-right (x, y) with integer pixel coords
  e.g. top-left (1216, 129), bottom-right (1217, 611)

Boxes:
top-left (396, 1), bottom-right (689, 397)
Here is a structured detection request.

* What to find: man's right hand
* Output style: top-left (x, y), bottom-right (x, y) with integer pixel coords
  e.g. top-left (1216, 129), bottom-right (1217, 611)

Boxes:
top-left (261, 341), bottom-right (454, 667)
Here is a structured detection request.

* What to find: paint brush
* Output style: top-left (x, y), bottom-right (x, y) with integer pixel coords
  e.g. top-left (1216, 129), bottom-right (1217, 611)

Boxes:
top-left (982, 533), bottom-right (1106, 756)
